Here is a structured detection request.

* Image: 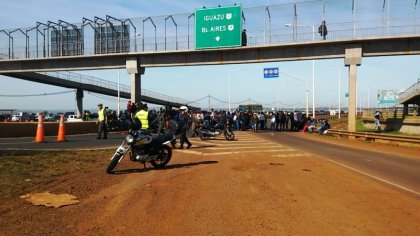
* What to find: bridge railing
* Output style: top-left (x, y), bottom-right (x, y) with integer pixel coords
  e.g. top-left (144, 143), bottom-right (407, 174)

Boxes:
top-left (398, 80), bottom-right (420, 103)
top-left (8, 20), bottom-right (420, 60)
top-left (362, 107), bottom-right (419, 119)
top-left (39, 71), bottom-right (199, 107)
top-left (1, 1), bottom-right (420, 60)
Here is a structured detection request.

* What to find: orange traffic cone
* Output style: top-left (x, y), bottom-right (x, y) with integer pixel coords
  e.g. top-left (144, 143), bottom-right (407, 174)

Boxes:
top-left (57, 115), bottom-right (66, 142)
top-left (34, 114), bottom-right (45, 143)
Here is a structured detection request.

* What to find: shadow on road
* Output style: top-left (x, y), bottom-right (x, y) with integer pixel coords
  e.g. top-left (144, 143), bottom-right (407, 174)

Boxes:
top-left (111, 160), bottom-right (218, 175)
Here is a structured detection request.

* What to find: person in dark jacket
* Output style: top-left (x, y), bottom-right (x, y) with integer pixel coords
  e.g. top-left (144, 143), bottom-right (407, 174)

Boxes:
top-left (241, 29), bottom-right (247, 46)
top-left (318, 119), bottom-right (330, 134)
top-left (178, 106), bottom-right (192, 149)
top-left (318, 20), bottom-right (328, 40)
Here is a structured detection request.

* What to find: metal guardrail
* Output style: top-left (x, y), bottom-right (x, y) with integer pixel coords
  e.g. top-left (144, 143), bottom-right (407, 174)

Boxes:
top-left (39, 71), bottom-right (199, 107)
top-left (327, 129), bottom-right (420, 144)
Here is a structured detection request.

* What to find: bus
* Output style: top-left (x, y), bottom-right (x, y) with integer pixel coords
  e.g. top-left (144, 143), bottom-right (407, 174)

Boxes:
top-left (237, 104), bottom-right (263, 113)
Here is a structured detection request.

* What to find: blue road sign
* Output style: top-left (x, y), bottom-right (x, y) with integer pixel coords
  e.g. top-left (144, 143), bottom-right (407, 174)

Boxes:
top-left (264, 67), bottom-right (279, 79)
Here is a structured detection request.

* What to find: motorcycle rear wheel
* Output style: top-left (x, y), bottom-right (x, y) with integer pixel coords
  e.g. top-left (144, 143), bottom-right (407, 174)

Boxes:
top-left (106, 153), bottom-right (123, 173)
top-left (151, 145), bottom-right (172, 168)
top-left (224, 130), bottom-right (235, 141)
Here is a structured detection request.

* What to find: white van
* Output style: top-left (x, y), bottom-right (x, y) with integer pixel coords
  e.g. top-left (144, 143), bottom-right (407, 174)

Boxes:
top-left (11, 115), bottom-right (21, 122)
top-left (67, 115), bottom-right (83, 122)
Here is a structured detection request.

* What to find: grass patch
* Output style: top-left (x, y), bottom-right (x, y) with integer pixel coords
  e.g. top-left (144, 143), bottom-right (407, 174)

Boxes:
top-left (0, 150), bottom-right (113, 198)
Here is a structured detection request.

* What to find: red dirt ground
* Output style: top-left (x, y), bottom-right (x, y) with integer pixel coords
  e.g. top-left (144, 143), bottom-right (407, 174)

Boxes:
top-left (0, 131), bottom-right (419, 235)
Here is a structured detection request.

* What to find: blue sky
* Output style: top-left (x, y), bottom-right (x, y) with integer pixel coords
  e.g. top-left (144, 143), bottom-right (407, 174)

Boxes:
top-left (0, 0), bottom-right (419, 113)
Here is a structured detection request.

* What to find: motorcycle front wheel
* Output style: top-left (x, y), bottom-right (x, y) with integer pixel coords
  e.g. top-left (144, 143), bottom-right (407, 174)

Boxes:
top-left (151, 145), bottom-right (172, 169)
top-left (224, 130), bottom-right (235, 141)
top-left (106, 153), bottom-right (123, 174)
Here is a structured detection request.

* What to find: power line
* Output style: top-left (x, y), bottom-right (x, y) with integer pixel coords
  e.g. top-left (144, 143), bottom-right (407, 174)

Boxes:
top-left (0, 90), bottom-right (75, 97)
top-left (87, 92), bottom-right (120, 102)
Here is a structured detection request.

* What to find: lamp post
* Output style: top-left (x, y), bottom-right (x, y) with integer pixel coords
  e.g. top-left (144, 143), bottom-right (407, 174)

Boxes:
top-left (285, 23), bottom-right (316, 118)
top-left (328, 92), bottom-right (335, 111)
top-left (325, 67), bottom-right (342, 118)
top-left (136, 33), bottom-right (141, 52)
top-left (117, 69), bottom-right (120, 117)
top-left (278, 71), bottom-right (309, 118)
top-left (228, 69), bottom-right (239, 113)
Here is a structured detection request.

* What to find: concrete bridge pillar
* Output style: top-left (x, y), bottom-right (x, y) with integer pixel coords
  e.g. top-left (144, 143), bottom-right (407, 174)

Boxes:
top-left (126, 58), bottom-right (145, 104)
top-left (76, 89), bottom-right (84, 118)
top-left (344, 45), bottom-right (362, 133)
top-left (403, 104), bottom-right (409, 116)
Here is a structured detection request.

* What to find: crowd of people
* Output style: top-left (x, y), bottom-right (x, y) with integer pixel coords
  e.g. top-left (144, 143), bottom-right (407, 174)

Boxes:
top-left (95, 100), bottom-right (332, 140)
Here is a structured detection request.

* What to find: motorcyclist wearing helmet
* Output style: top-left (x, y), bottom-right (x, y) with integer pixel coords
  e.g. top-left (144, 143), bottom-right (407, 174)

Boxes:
top-left (178, 106), bottom-right (192, 149)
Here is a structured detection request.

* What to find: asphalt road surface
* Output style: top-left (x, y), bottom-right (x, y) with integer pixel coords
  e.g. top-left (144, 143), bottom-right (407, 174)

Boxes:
top-left (0, 132), bottom-right (125, 151)
top-left (255, 130), bottom-right (420, 197)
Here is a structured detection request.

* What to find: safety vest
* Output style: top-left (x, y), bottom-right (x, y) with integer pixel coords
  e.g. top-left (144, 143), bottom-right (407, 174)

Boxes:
top-left (136, 110), bottom-right (149, 129)
top-left (98, 108), bottom-right (107, 122)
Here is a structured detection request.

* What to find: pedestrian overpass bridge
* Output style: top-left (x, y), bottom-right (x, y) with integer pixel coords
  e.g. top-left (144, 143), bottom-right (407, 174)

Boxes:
top-left (1, 2), bottom-right (420, 132)
top-left (2, 71), bottom-right (200, 116)
top-left (399, 80), bottom-right (420, 106)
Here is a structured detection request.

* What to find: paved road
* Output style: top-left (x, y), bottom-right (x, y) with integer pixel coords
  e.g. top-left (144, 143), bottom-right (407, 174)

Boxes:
top-left (254, 131), bottom-right (420, 197)
top-left (0, 133), bottom-right (123, 151)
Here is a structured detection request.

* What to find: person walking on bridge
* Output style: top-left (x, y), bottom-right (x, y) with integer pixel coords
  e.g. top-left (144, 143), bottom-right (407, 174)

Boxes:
top-left (318, 20), bottom-right (328, 40)
top-left (96, 103), bottom-right (108, 139)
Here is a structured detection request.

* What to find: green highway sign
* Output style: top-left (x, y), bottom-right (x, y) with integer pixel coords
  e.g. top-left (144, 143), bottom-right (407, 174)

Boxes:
top-left (195, 5), bottom-right (242, 49)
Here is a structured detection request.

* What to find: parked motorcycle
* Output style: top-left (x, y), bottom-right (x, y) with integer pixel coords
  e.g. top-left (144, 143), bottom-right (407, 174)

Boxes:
top-left (199, 122), bottom-right (235, 141)
top-left (106, 129), bottom-right (176, 173)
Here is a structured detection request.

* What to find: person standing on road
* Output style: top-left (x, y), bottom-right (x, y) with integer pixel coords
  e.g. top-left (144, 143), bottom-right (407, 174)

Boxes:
top-left (127, 100), bottom-right (133, 116)
top-left (178, 106), bottom-right (192, 149)
top-left (150, 109), bottom-right (165, 134)
top-left (96, 103), bottom-right (108, 139)
top-left (374, 110), bottom-right (382, 132)
top-left (135, 103), bottom-right (149, 131)
top-left (251, 113), bottom-right (259, 132)
top-left (259, 112), bottom-right (266, 130)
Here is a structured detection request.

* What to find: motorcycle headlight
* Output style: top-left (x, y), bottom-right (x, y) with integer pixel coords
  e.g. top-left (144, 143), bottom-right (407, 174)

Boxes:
top-left (125, 134), bottom-right (134, 143)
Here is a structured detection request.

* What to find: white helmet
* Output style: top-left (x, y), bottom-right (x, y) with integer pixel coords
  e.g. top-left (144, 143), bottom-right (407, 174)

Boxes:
top-left (180, 106), bottom-right (188, 112)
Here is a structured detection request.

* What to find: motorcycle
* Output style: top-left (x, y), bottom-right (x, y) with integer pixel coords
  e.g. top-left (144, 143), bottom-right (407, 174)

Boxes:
top-left (106, 129), bottom-right (176, 173)
top-left (198, 121), bottom-right (235, 141)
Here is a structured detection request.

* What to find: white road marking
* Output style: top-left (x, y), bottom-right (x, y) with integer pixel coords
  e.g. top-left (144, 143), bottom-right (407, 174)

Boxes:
top-left (323, 158), bottom-right (420, 197)
top-left (176, 150), bottom-right (203, 155)
top-left (271, 153), bottom-right (311, 157)
top-left (206, 145), bottom-right (285, 150)
top-left (205, 149), bottom-right (297, 156)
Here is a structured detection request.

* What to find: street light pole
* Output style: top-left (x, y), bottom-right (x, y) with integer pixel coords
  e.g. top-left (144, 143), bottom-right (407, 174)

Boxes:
top-left (328, 92), bottom-right (336, 111)
top-left (117, 69), bottom-right (120, 117)
top-left (338, 67), bottom-right (341, 118)
top-left (278, 71), bottom-right (309, 118)
top-left (284, 23), bottom-right (315, 118)
top-left (325, 66), bottom-right (342, 119)
top-left (312, 60), bottom-right (315, 119)
top-left (229, 70), bottom-right (231, 112)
